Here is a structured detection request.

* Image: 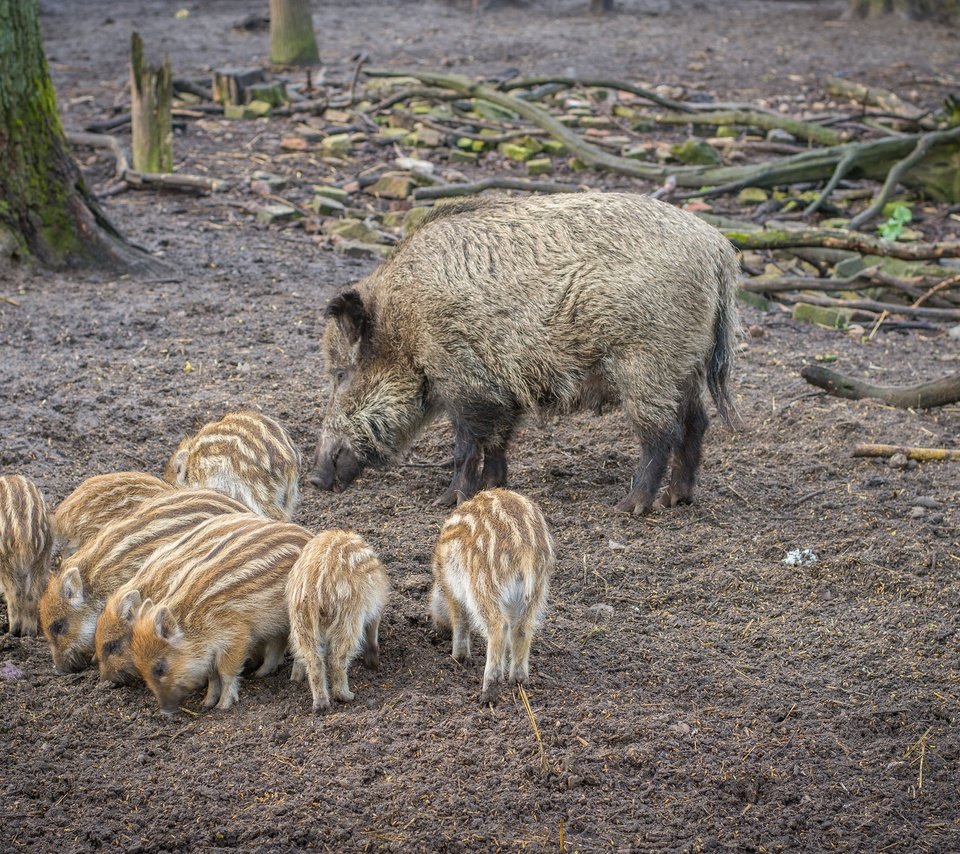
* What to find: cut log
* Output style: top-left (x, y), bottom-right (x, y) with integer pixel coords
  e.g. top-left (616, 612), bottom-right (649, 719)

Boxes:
top-left (801, 365), bottom-right (960, 408)
top-left (212, 68), bottom-right (267, 106)
top-left (129, 33), bottom-right (172, 174)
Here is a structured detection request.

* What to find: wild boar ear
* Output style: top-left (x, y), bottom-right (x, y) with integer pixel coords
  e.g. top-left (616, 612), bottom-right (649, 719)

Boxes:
top-left (60, 567), bottom-right (84, 606)
top-left (118, 589), bottom-right (142, 622)
top-left (154, 605), bottom-right (183, 646)
top-left (325, 289), bottom-right (370, 345)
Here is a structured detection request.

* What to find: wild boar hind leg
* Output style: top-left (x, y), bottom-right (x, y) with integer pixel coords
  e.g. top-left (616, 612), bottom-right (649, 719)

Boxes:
top-left (615, 419), bottom-right (682, 516)
top-left (662, 388), bottom-right (709, 508)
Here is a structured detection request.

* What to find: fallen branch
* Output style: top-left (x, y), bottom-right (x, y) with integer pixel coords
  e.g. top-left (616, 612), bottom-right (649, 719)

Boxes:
top-left (722, 226), bottom-right (960, 261)
top-left (786, 292), bottom-right (960, 320)
top-left (852, 444), bottom-right (960, 461)
top-left (500, 75), bottom-right (693, 112)
top-left (67, 132), bottom-right (229, 193)
top-left (849, 127), bottom-right (960, 228)
top-left (826, 78), bottom-right (928, 124)
top-left (413, 177), bottom-right (585, 200)
top-left (801, 365), bottom-right (960, 408)
top-left (651, 109), bottom-right (842, 146)
top-left (911, 273), bottom-right (960, 308)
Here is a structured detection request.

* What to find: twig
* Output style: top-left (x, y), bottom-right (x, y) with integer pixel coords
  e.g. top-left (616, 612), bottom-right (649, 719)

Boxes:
top-left (1, 295), bottom-right (21, 306)
top-left (910, 273), bottom-right (960, 308)
top-left (517, 683), bottom-right (548, 773)
top-left (849, 128), bottom-right (960, 229)
top-left (804, 148), bottom-right (860, 217)
top-left (413, 177), bottom-right (585, 201)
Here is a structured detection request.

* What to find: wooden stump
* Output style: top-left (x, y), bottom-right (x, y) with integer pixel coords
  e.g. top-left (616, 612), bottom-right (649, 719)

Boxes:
top-left (130, 32), bottom-right (172, 174)
top-left (212, 68), bottom-right (267, 106)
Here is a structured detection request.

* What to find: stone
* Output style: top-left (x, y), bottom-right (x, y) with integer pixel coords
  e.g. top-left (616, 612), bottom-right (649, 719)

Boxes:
top-left (792, 303), bottom-right (851, 329)
top-left (256, 204), bottom-right (300, 226)
top-left (366, 174), bottom-right (416, 200)
top-left (912, 496), bottom-right (940, 509)
top-left (888, 453), bottom-right (909, 469)
top-left (245, 99), bottom-right (272, 117)
top-left (403, 205), bottom-right (432, 235)
top-left (500, 143), bottom-right (535, 162)
top-left (526, 157), bottom-right (553, 176)
top-left (326, 218), bottom-right (382, 243)
top-left (585, 603), bottom-right (614, 624)
top-left (334, 240), bottom-right (392, 259)
top-left (310, 194), bottom-right (346, 215)
top-left (245, 82), bottom-right (287, 108)
top-left (224, 104), bottom-right (257, 120)
top-left (312, 185), bottom-right (349, 203)
top-left (450, 149), bottom-right (479, 163)
top-left (540, 139), bottom-right (568, 156)
top-left (670, 138), bottom-right (722, 165)
top-left (320, 135), bottom-right (351, 157)
top-left (738, 187), bottom-right (769, 206)
top-left (251, 171), bottom-right (288, 192)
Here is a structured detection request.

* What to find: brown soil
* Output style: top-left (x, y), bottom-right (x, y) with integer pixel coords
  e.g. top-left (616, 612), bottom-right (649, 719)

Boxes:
top-left (3, 2), bottom-right (959, 851)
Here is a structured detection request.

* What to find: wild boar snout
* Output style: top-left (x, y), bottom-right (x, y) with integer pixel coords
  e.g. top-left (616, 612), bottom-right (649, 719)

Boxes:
top-left (311, 438), bottom-right (362, 491)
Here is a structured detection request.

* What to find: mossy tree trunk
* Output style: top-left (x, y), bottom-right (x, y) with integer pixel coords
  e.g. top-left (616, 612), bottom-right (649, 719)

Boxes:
top-left (0, 0), bottom-right (148, 270)
top-left (269, 0), bottom-right (320, 66)
top-left (849, 0), bottom-right (958, 20)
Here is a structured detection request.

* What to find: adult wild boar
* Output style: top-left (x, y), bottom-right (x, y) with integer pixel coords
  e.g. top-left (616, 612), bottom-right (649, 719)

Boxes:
top-left (311, 192), bottom-right (739, 514)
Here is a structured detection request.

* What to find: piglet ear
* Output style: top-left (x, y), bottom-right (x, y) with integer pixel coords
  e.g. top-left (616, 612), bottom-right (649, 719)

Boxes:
top-left (164, 442), bottom-right (190, 484)
top-left (154, 605), bottom-right (183, 646)
top-left (61, 567), bottom-right (84, 607)
top-left (325, 289), bottom-right (370, 345)
top-left (118, 589), bottom-right (142, 622)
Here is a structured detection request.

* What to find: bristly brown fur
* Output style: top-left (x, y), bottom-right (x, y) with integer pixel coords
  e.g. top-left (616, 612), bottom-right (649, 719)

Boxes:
top-left (128, 514), bottom-right (311, 713)
top-left (165, 410), bottom-right (301, 521)
top-left (0, 475), bottom-right (53, 637)
top-left (45, 488), bottom-right (247, 682)
top-left (286, 529), bottom-right (390, 712)
top-left (52, 471), bottom-right (173, 557)
top-left (314, 191), bottom-right (741, 514)
top-left (431, 488), bottom-right (554, 704)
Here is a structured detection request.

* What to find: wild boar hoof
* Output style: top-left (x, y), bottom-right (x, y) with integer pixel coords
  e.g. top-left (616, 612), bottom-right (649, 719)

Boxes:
top-left (312, 700), bottom-right (331, 714)
top-left (614, 494), bottom-right (654, 515)
top-left (433, 489), bottom-right (460, 508)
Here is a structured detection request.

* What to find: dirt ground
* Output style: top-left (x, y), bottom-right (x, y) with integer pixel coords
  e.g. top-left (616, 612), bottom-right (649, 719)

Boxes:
top-left (2, 1), bottom-right (959, 851)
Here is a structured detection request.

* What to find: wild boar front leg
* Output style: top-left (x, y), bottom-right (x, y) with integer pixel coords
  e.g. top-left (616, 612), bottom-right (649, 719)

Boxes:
top-left (480, 424), bottom-right (515, 490)
top-left (437, 422), bottom-right (482, 507)
top-left (202, 673), bottom-right (223, 710)
top-left (253, 636), bottom-right (286, 677)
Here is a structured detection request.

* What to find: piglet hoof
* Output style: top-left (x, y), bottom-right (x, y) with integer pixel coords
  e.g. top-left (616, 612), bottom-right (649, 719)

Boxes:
top-left (333, 688), bottom-right (355, 703)
top-left (479, 685), bottom-right (501, 705)
top-left (312, 700), bottom-right (331, 714)
top-left (453, 653), bottom-right (473, 667)
top-left (659, 487), bottom-right (694, 509)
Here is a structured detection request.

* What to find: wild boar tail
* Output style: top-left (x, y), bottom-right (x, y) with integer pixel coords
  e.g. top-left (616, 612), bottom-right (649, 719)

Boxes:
top-left (706, 249), bottom-right (742, 429)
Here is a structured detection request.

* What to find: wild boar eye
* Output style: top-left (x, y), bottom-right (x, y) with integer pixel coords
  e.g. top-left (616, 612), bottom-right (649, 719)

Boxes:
top-left (49, 619), bottom-right (67, 637)
top-left (152, 661), bottom-right (168, 680)
top-left (334, 369), bottom-right (347, 384)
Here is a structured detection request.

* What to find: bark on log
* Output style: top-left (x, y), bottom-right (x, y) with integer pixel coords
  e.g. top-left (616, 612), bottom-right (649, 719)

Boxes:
top-left (801, 365), bottom-right (960, 408)
top-left (129, 33), bottom-right (173, 174)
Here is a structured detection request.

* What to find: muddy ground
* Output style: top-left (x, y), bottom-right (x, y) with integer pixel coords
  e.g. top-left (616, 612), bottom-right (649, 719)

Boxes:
top-left (2, 1), bottom-right (959, 851)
